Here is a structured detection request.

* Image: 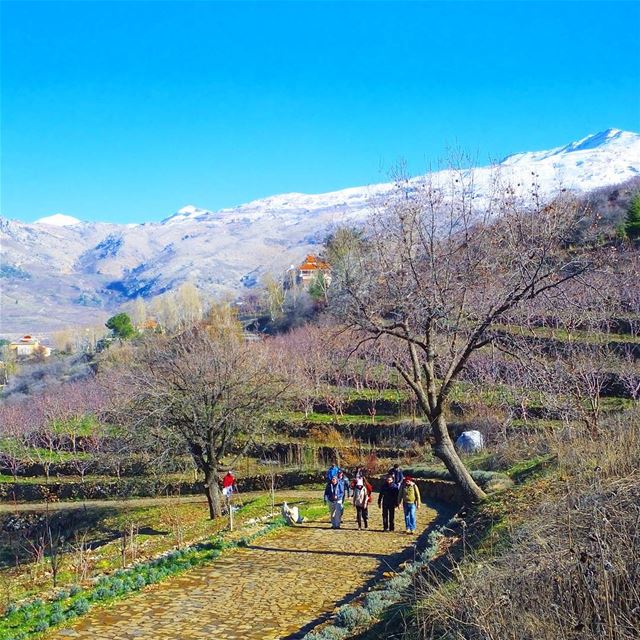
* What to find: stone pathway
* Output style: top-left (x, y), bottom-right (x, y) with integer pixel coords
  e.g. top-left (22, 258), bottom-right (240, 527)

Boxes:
top-left (48, 502), bottom-right (437, 640)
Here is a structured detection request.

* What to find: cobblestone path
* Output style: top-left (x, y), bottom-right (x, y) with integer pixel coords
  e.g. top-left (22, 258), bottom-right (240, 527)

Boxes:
top-left (49, 503), bottom-right (437, 640)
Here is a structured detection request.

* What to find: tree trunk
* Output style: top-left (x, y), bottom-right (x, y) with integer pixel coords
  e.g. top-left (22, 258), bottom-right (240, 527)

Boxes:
top-left (204, 470), bottom-right (222, 519)
top-left (432, 414), bottom-right (486, 503)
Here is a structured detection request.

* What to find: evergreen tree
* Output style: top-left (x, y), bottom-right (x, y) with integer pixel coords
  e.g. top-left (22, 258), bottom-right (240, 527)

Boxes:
top-left (307, 271), bottom-right (329, 303)
top-left (624, 193), bottom-right (640, 240)
top-left (106, 312), bottom-right (136, 339)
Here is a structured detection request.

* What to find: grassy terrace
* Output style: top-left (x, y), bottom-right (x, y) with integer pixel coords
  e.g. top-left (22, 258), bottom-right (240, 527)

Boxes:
top-left (268, 410), bottom-right (413, 426)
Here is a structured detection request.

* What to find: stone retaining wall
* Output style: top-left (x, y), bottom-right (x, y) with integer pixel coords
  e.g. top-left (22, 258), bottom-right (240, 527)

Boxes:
top-left (0, 470), bottom-right (324, 504)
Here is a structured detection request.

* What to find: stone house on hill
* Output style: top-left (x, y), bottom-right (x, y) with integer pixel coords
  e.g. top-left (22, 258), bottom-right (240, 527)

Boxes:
top-left (9, 335), bottom-right (52, 358)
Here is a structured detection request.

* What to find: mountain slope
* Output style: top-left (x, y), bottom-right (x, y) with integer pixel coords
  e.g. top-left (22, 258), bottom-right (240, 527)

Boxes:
top-left (1, 129), bottom-right (639, 335)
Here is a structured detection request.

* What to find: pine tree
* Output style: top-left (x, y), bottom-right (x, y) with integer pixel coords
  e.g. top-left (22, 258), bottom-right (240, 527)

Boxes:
top-left (624, 193), bottom-right (640, 240)
top-left (106, 312), bottom-right (136, 339)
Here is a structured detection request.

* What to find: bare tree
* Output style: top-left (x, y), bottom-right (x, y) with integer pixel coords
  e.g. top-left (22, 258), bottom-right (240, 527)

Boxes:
top-left (105, 325), bottom-right (288, 519)
top-left (175, 282), bottom-right (204, 329)
top-left (262, 272), bottom-right (286, 322)
top-left (0, 405), bottom-right (30, 481)
top-left (331, 172), bottom-right (591, 503)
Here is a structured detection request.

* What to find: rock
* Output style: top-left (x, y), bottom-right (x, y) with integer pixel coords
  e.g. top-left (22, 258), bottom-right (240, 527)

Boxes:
top-left (455, 430), bottom-right (484, 454)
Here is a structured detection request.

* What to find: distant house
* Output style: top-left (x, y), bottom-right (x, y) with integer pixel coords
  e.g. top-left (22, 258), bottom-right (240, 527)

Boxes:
top-left (140, 318), bottom-right (160, 332)
top-left (297, 255), bottom-right (331, 286)
top-left (9, 335), bottom-right (52, 358)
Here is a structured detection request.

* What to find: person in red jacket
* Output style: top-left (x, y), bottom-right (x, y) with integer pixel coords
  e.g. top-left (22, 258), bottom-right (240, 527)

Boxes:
top-left (222, 470), bottom-right (236, 498)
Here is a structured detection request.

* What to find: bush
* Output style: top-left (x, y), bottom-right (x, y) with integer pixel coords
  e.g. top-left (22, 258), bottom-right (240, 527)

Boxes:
top-left (110, 578), bottom-right (124, 594)
top-left (386, 573), bottom-right (412, 593)
top-left (92, 586), bottom-right (112, 600)
top-left (305, 627), bottom-right (349, 640)
top-left (72, 598), bottom-right (90, 615)
top-left (362, 591), bottom-right (395, 617)
top-left (49, 611), bottom-right (65, 626)
top-left (335, 604), bottom-right (371, 630)
top-left (33, 621), bottom-right (49, 632)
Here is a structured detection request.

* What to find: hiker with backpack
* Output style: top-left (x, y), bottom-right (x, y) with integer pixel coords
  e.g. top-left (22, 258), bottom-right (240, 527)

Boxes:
top-left (352, 476), bottom-right (373, 530)
top-left (324, 474), bottom-right (345, 529)
top-left (398, 476), bottom-right (421, 534)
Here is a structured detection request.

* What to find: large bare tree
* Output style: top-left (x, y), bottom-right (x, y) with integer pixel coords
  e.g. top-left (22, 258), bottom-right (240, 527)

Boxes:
top-left (330, 172), bottom-right (591, 502)
top-left (106, 325), bottom-right (288, 518)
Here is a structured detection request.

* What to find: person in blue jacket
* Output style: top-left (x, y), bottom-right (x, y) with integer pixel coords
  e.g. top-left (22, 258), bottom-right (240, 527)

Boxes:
top-left (326, 463), bottom-right (340, 482)
top-left (338, 470), bottom-right (351, 498)
top-left (324, 475), bottom-right (345, 529)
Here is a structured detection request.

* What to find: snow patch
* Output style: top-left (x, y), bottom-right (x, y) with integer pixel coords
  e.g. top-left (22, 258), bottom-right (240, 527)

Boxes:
top-left (34, 213), bottom-right (82, 227)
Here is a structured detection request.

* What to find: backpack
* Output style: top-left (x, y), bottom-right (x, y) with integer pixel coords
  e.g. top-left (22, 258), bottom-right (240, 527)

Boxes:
top-left (403, 484), bottom-right (418, 504)
top-left (354, 485), bottom-right (368, 507)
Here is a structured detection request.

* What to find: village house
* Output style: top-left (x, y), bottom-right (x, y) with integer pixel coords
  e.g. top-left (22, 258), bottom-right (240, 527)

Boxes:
top-left (139, 318), bottom-right (160, 332)
top-left (8, 335), bottom-right (52, 358)
top-left (296, 254), bottom-right (331, 287)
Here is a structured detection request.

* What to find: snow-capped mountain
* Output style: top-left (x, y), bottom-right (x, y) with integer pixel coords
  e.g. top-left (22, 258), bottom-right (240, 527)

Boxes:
top-left (1, 128), bottom-right (639, 335)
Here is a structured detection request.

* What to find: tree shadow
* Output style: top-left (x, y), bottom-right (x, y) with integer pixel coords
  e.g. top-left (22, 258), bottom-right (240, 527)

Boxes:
top-left (279, 500), bottom-right (458, 640)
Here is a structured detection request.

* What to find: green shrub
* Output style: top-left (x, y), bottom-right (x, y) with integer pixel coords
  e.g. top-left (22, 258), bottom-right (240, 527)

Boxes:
top-left (49, 612), bottom-right (65, 626)
top-left (305, 627), bottom-right (349, 640)
top-left (92, 586), bottom-right (112, 600)
top-left (363, 590), bottom-right (396, 616)
top-left (72, 598), bottom-right (90, 615)
top-left (386, 573), bottom-right (412, 593)
top-left (33, 621), bottom-right (49, 633)
top-left (110, 578), bottom-right (124, 594)
top-left (335, 604), bottom-right (371, 630)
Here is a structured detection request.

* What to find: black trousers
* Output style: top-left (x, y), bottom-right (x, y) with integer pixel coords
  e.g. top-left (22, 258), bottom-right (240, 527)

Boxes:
top-left (356, 505), bottom-right (369, 528)
top-left (382, 504), bottom-right (395, 531)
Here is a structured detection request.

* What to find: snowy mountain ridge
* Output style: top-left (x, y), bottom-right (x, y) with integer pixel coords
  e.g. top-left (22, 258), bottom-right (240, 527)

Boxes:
top-left (2, 128), bottom-right (639, 334)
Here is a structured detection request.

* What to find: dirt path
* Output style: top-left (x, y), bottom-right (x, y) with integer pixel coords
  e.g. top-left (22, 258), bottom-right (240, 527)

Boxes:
top-left (47, 502), bottom-right (438, 640)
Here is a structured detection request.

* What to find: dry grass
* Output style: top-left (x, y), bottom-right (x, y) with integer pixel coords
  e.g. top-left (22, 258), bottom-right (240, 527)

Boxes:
top-left (412, 409), bottom-right (640, 640)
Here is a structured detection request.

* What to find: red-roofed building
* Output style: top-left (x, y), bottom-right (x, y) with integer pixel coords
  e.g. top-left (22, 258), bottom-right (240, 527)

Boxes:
top-left (297, 255), bottom-right (331, 286)
top-left (9, 335), bottom-right (52, 358)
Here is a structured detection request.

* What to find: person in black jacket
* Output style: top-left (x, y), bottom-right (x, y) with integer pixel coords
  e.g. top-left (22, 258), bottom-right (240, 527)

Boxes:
top-left (389, 464), bottom-right (404, 488)
top-left (378, 474), bottom-right (399, 531)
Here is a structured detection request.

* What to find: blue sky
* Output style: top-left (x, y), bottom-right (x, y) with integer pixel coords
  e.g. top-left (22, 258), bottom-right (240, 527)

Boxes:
top-left (2, 1), bottom-right (639, 224)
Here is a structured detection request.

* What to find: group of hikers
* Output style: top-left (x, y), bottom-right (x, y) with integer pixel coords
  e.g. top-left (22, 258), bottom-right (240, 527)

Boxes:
top-left (323, 463), bottom-right (422, 533)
